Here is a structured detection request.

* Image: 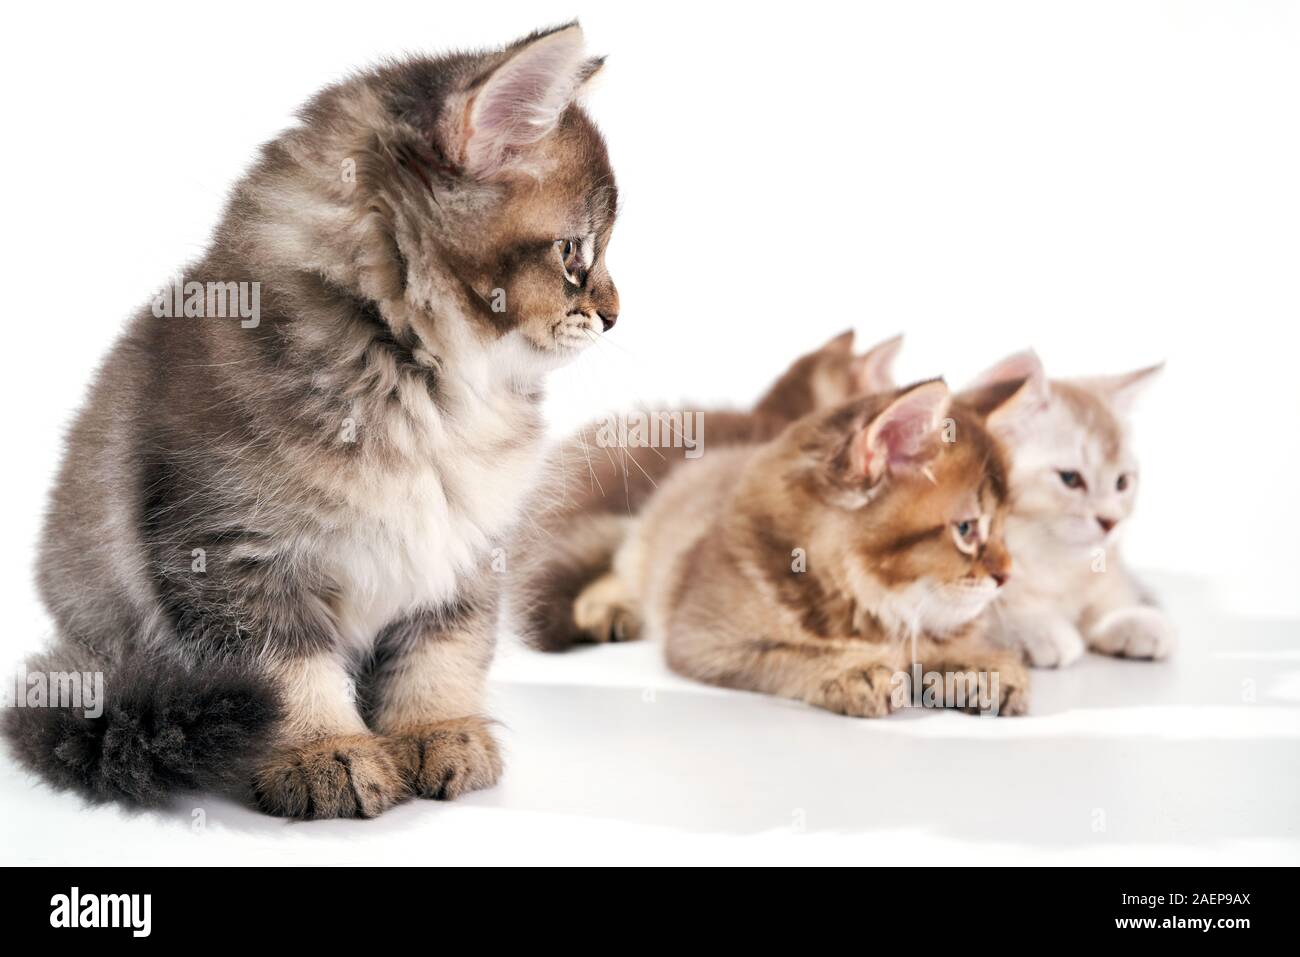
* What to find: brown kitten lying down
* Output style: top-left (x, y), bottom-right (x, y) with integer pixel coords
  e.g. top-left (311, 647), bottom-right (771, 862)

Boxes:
top-left (4, 24), bottom-right (618, 819)
top-left (578, 380), bottom-right (1039, 716)
top-left (512, 330), bottom-right (901, 651)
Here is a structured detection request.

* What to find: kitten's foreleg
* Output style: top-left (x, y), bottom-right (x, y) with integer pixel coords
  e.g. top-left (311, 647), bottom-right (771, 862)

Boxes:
top-left (1085, 606), bottom-right (1177, 660)
top-left (253, 651), bottom-right (406, 820)
top-left (366, 597), bottom-right (502, 802)
top-left (572, 571), bottom-right (643, 643)
top-left (668, 630), bottom-right (908, 718)
top-left (985, 604), bottom-right (1086, 668)
top-left (913, 633), bottom-right (1030, 715)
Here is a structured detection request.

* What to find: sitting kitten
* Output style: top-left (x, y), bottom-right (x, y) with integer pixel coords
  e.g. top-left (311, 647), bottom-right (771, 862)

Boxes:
top-left (967, 352), bottom-right (1175, 667)
top-left (580, 380), bottom-right (1037, 717)
top-left (513, 330), bottom-right (900, 651)
top-left (4, 24), bottom-right (619, 818)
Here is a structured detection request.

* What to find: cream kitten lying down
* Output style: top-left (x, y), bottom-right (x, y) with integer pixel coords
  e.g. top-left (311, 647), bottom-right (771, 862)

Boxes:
top-left (967, 352), bottom-right (1176, 668)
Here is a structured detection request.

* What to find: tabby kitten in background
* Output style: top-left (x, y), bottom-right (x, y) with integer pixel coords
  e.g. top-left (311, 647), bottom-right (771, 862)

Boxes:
top-left (574, 380), bottom-right (1041, 717)
top-left (4, 23), bottom-right (619, 818)
top-left (967, 352), bottom-right (1174, 667)
top-left (513, 329), bottom-right (901, 651)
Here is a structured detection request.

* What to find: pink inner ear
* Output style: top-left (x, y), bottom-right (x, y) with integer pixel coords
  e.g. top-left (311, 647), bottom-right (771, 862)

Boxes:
top-left (464, 27), bottom-right (588, 178)
top-left (986, 372), bottom-right (1051, 443)
top-left (848, 427), bottom-right (877, 478)
top-left (970, 349), bottom-right (1044, 390)
top-left (872, 411), bottom-right (935, 469)
top-left (853, 381), bottom-right (950, 480)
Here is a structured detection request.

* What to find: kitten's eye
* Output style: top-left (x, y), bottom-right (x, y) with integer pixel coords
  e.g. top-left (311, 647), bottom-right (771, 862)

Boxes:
top-left (1116, 473), bottom-right (1131, 492)
top-left (557, 239), bottom-right (583, 286)
top-left (1058, 470), bottom-right (1086, 491)
top-left (952, 520), bottom-right (979, 555)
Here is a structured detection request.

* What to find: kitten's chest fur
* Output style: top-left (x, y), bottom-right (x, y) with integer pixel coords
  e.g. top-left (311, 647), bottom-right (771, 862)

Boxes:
top-left (323, 373), bottom-right (543, 651)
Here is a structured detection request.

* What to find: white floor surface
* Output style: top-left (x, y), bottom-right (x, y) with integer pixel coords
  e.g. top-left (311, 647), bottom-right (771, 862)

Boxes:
top-left (2, 573), bottom-right (1297, 866)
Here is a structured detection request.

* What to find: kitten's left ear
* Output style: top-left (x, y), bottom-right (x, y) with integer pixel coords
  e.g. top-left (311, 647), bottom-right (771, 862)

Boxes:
top-left (1083, 363), bottom-right (1164, 415)
top-left (848, 380), bottom-right (951, 483)
top-left (448, 23), bottom-right (596, 179)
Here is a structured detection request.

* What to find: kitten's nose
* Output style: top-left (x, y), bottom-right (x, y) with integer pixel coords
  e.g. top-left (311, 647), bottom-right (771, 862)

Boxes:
top-left (598, 310), bottom-right (617, 332)
top-left (1097, 516), bottom-right (1118, 533)
top-left (983, 541), bottom-right (1011, 588)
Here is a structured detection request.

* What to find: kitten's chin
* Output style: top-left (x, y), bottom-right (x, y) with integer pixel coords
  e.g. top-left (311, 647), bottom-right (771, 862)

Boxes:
top-left (862, 573), bottom-right (997, 639)
top-left (925, 581), bottom-right (999, 635)
top-left (548, 338), bottom-right (593, 359)
top-left (1048, 517), bottom-right (1113, 550)
top-left (512, 318), bottom-right (599, 368)
top-left (488, 330), bottom-right (580, 386)
top-left (548, 311), bottom-right (604, 356)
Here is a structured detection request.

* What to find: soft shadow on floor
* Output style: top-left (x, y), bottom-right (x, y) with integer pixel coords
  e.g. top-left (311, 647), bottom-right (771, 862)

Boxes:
top-left (470, 680), bottom-right (1298, 845)
top-left (8, 580), bottom-right (1294, 849)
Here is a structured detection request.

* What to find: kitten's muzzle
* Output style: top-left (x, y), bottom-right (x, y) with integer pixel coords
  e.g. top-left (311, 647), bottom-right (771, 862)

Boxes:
top-left (981, 539), bottom-right (1012, 588)
top-left (586, 271), bottom-right (619, 331)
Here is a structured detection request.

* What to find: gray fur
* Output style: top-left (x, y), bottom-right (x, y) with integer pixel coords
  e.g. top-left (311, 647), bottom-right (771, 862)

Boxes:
top-left (5, 23), bottom-right (618, 816)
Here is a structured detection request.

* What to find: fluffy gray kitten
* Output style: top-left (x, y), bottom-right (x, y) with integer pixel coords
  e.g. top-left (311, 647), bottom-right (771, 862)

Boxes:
top-left (4, 22), bottom-right (619, 819)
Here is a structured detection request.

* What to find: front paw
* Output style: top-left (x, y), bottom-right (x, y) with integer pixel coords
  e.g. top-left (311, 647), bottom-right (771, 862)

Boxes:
top-left (1012, 618), bottom-right (1086, 668)
top-left (572, 573), bottom-right (642, 643)
top-left (934, 656), bottom-right (1030, 716)
top-left (984, 658), bottom-right (1030, 716)
top-left (1088, 607), bottom-right (1177, 660)
top-left (383, 716), bottom-right (503, 800)
top-left (252, 734), bottom-right (406, 820)
top-left (813, 665), bottom-right (900, 718)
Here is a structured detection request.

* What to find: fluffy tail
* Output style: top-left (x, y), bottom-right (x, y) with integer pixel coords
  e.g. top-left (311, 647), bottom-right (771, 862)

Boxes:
top-left (3, 645), bottom-right (280, 807)
top-left (512, 513), bottom-right (632, 652)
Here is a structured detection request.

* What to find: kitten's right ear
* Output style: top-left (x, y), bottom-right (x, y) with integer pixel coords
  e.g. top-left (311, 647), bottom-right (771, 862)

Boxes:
top-left (968, 349), bottom-right (1044, 390)
top-left (576, 55), bottom-right (607, 86)
top-left (848, 380), bottom-right (951, 483)
top-left (851, 334), bottom-right (903, 394)
top-left (971, 350), bottom-right (1050, 444)
top-left (447, 24), bottom-right (593, 179)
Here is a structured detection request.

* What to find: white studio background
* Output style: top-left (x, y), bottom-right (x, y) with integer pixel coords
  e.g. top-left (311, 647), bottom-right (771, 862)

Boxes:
top-left (0, 0), bottom-right (1296, 667)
